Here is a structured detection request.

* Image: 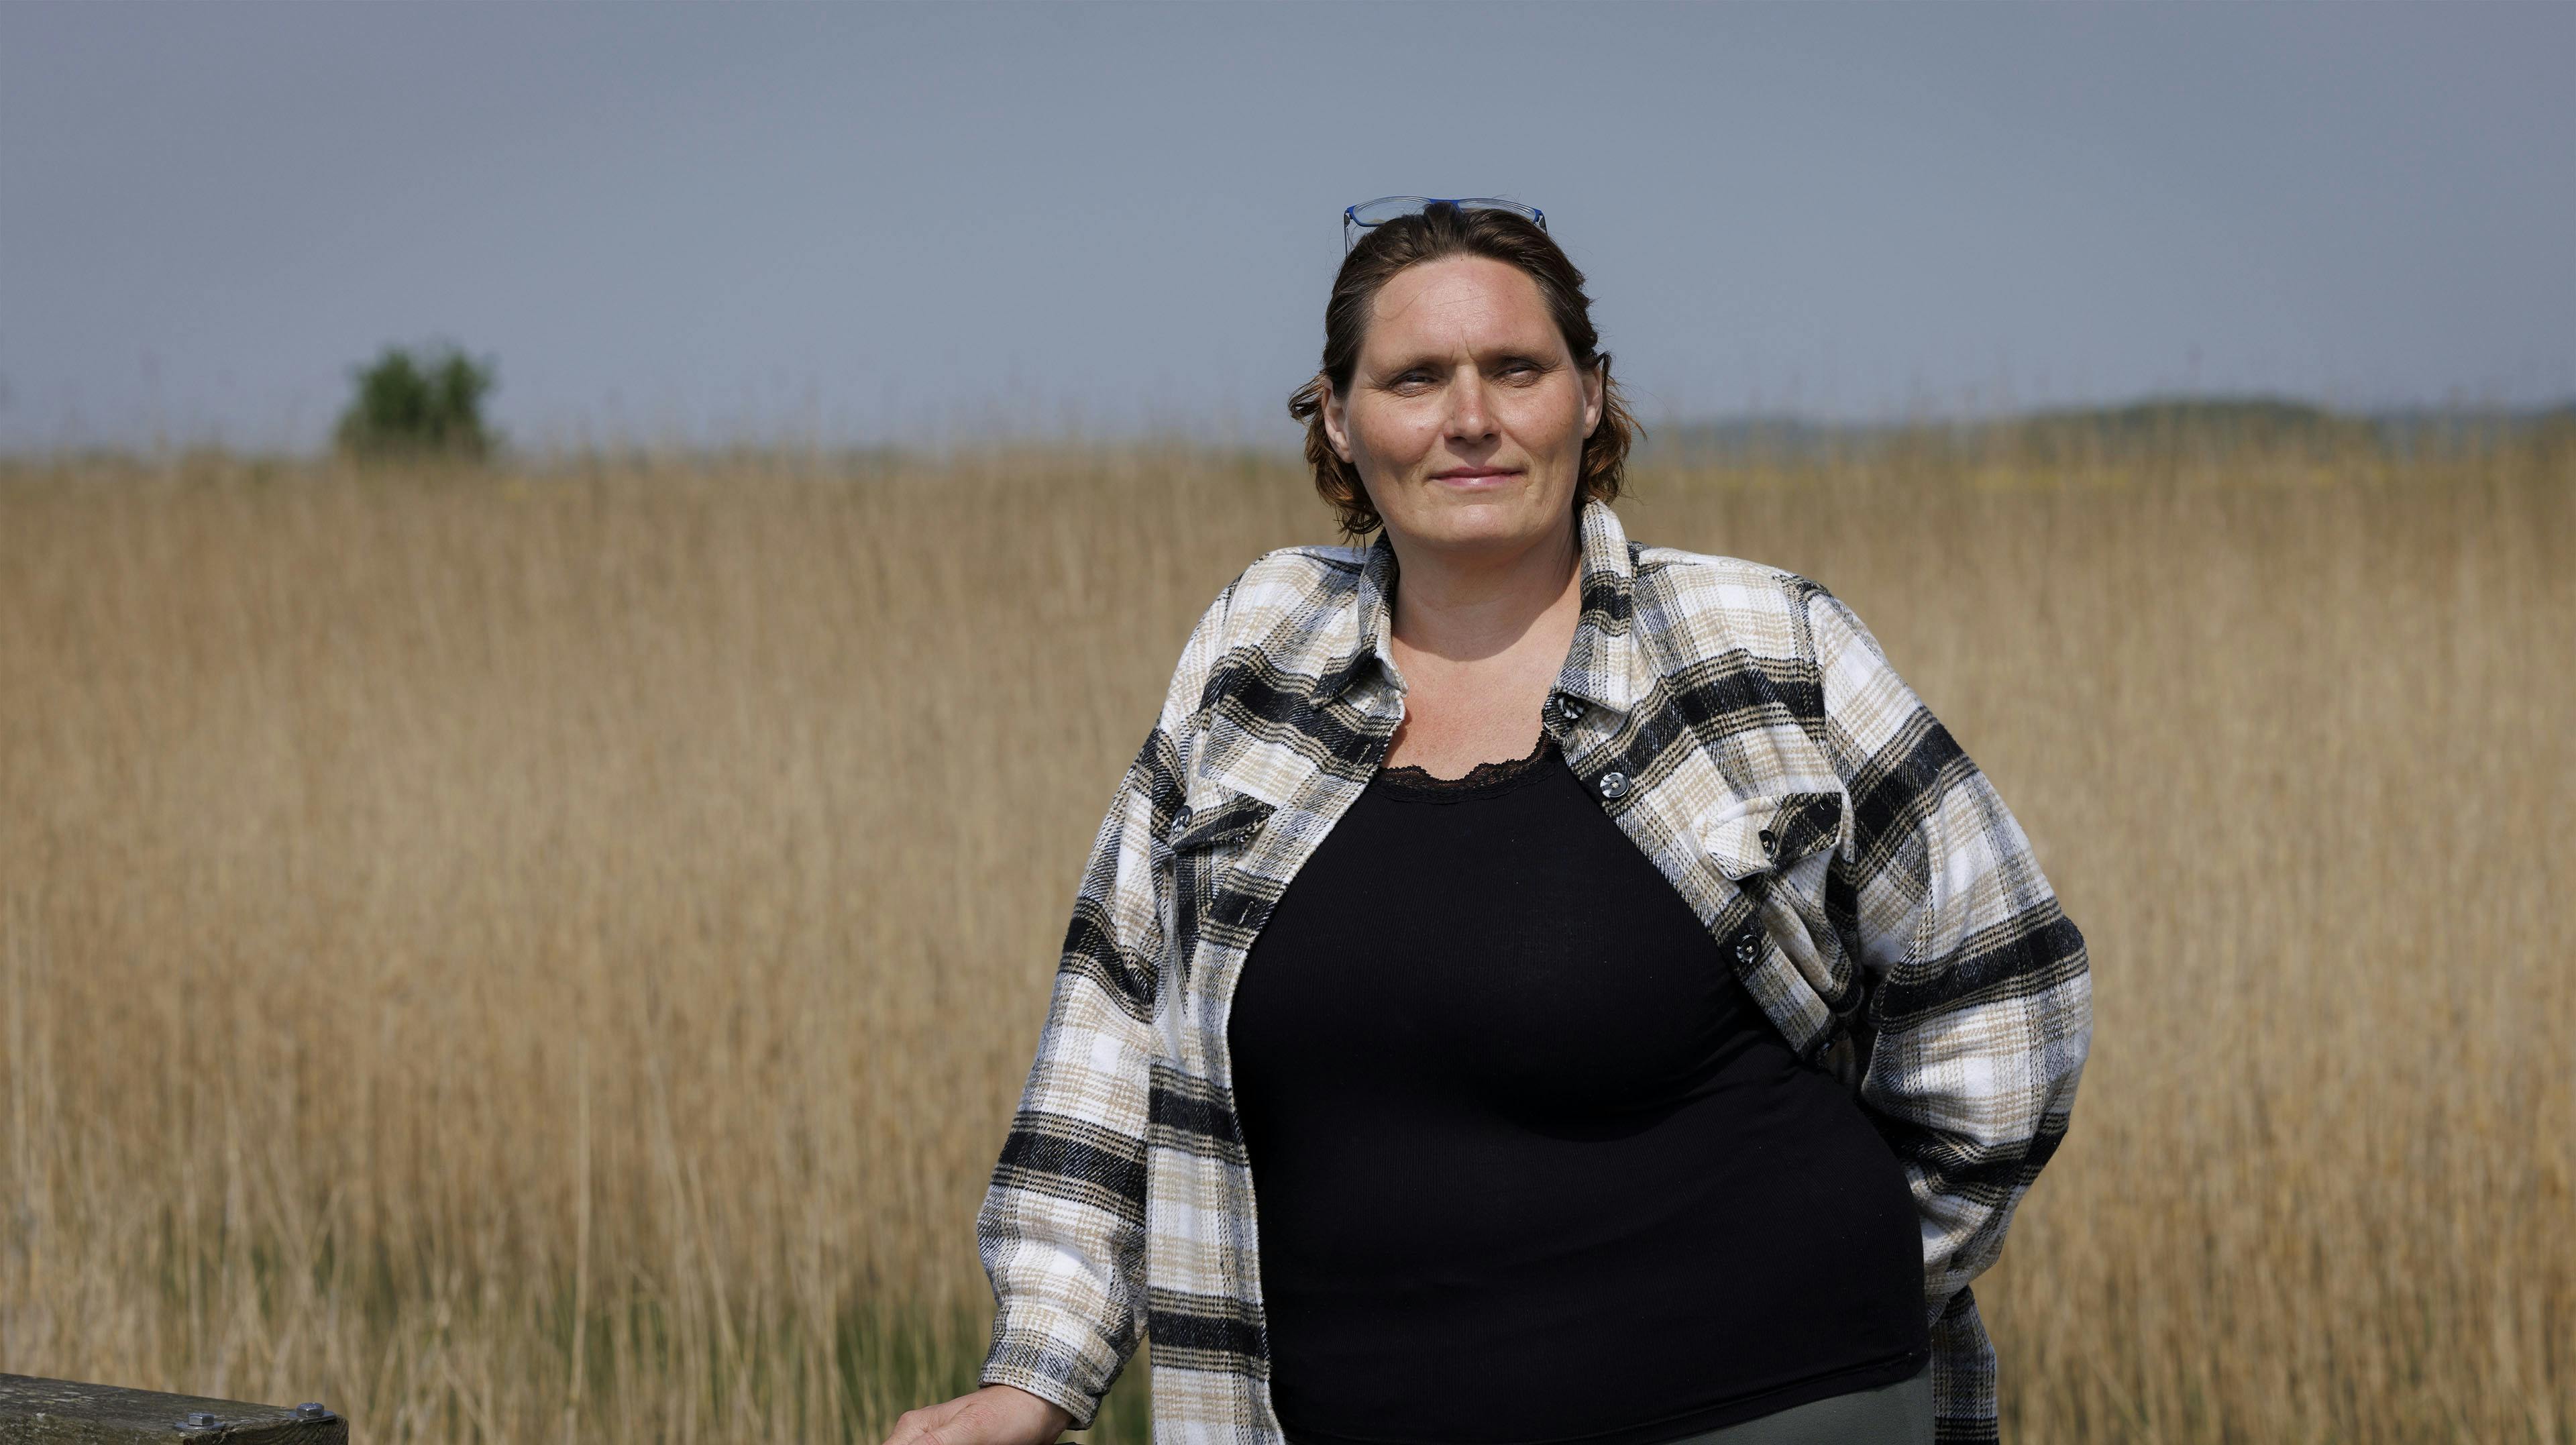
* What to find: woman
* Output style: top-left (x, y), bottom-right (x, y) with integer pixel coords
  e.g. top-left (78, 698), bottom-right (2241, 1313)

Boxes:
top-left (891, 201), bottom-right (2090, 1445)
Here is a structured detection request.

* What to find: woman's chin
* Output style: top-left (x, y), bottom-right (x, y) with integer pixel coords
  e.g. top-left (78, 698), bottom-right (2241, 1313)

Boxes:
top-left (1394, 492), bottom-right (1567, 553)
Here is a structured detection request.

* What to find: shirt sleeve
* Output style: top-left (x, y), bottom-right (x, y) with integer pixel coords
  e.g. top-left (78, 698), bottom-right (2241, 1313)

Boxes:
top-left (973, 580), bottom-right (1236, 1425)
top-left (1804, 588), bottom-right (2094, 1314)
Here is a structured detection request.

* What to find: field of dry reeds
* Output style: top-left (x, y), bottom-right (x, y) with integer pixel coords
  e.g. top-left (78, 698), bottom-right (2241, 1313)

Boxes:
top-left (2, 429), bottom-right (2569, 1443)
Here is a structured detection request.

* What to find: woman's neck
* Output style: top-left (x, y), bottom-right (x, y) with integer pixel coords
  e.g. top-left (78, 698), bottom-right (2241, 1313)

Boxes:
top-left (1383, 513), bottom-right (1582, 666)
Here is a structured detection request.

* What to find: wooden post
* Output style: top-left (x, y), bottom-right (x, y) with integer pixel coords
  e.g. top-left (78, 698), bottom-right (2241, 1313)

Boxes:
top-left (0, 1375), bottom-right (348, 1444)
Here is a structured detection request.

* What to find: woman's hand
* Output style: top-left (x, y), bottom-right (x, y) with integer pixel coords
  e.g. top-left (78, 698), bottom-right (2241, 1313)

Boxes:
top-left (880, 1385), bottom-right (1073, 1445)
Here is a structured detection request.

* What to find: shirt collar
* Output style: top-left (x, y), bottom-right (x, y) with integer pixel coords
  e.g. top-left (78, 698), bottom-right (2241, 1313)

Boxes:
top-left (1316, 496), bottom-right (1640, 717)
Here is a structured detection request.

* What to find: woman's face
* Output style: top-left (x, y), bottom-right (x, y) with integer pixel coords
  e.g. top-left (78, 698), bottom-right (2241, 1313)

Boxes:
top-left (1322, 255), bottom-right (1604, 560)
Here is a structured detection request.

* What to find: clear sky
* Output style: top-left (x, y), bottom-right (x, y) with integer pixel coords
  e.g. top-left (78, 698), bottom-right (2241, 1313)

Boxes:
top-left (4, 1), bottom-right (2570, 452)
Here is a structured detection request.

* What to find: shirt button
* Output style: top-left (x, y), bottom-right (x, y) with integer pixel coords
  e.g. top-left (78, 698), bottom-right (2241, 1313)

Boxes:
top-left (1736, 935), bottom-right (1758, 964)
top-left (1758, 828), bottom-right (1778, 856)
top-left (1596, 771), bottom-right (1630, 800)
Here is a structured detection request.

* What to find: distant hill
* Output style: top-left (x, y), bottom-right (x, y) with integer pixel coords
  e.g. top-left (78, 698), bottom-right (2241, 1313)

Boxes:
top-left (1640, 396), bottom-right (2576, 462)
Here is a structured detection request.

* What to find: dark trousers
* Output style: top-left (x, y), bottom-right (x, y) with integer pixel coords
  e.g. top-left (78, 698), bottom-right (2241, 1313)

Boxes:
top-left (1656, 1363), bottom-right (1934, 1445)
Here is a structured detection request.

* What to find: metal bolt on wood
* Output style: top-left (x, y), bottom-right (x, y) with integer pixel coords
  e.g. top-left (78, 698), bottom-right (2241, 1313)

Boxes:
top-left (0, 1373), bottom-right (347, 1444)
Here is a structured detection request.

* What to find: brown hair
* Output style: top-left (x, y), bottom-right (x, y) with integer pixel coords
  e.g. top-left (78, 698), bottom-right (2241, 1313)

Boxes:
top-left (1287, 201), bottom-right (1639, 537)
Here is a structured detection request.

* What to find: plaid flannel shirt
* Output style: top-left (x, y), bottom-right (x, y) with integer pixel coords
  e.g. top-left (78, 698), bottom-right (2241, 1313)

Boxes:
top-left (977, 498), bottom-right (2091, 1443)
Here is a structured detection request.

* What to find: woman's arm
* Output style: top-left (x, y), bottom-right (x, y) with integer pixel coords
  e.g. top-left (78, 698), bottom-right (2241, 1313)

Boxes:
top-left (942, 580), bottom-right (1239, 1434)
top-left (1805, 588), bottom-right (2094, 1314)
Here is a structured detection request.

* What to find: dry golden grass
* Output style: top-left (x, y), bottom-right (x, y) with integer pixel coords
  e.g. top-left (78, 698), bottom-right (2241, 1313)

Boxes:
top-left (1, 433), bottom-right (2568, 1442)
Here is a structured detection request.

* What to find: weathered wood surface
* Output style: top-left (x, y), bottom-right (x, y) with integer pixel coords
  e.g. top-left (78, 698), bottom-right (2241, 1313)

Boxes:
top-left (0, 1375), bottom-right (345, 1444)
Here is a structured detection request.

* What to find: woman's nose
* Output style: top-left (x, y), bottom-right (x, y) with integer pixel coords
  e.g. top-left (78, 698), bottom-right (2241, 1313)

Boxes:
top-left (1443, 370), bottom-right (1495, 439)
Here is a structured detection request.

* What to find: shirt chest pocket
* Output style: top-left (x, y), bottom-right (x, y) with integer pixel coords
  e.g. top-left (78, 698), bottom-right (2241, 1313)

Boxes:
top-left (1698, 790), bottom-right (1845, 884)
top-left (1163, 790), bottom-right (1277, 1002)
top-left (1696, 790), bottom-right (1857, 1047)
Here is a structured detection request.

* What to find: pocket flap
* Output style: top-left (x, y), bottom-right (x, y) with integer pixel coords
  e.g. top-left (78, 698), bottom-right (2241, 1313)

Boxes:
top-left (1169, 792), bottom-right (1276, 852)
top-left (1697, 791), bottom-right (1843, 880)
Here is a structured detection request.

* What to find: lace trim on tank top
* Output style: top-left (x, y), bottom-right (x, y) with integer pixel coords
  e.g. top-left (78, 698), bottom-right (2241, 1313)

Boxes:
top-left (1373, 731), bottom-right (1558, 802)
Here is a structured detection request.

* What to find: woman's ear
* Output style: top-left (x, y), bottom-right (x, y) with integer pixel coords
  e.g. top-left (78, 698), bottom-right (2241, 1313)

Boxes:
top-left (1582, 358), bottom-right (1606, 439)
top-left (1319, 378), bottom-right (1354, 464)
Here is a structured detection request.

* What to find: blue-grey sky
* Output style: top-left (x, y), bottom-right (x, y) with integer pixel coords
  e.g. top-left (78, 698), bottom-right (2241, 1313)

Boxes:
top-left (4, 1), bottom-right (2570, 452)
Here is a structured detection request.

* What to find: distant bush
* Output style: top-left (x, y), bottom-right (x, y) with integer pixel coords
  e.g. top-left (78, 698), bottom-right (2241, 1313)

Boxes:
top-left (335, 343), bottom-right (498, 460)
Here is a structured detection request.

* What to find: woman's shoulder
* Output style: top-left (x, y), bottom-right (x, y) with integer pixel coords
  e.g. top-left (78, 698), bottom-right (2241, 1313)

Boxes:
top-left (1630, 541), bottom-right (1840, 661)
top-left (1205, 541), bottom-right (1374, 647)
top-left (1154, 543), bottom-right (1373, 719)
top-left (1633, 540), bottom-right (1823, 596)
top-left (1230, 540), bottom-right (1372, 604)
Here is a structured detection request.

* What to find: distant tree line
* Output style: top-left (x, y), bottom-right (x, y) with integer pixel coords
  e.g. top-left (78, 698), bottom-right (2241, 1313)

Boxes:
top-left (1646, 396), bottom-right (2576, 465)
top-left (336, 343), bottom-right (498, 460)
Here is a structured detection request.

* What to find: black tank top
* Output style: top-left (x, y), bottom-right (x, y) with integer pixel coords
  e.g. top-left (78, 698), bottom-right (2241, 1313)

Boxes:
top-left (1228, 734), bottom-right (1929, 1445)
